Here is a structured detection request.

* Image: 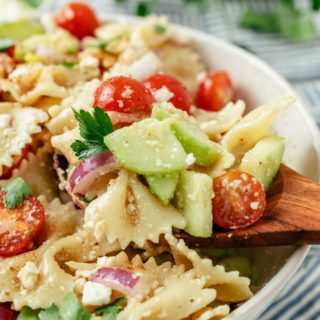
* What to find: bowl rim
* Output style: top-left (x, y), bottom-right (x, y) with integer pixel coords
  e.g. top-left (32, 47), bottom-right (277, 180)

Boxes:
top-left (34, 11), bottom-right (318, 318)
top-left (98, 13), bottom-right (320, 319)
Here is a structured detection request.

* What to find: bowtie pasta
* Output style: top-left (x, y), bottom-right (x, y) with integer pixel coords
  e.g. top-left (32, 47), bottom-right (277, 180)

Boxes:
top-left (0, 3), bottom-right (296, 320)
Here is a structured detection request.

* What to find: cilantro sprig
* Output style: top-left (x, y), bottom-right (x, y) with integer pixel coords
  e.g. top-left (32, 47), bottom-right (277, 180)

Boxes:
top-left (71, 107), bottom-right (113, 160)
top-left (4, 178), bottom-right (32, 209)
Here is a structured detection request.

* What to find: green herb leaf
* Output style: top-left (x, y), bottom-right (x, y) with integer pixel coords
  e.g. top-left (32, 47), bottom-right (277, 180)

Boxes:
top-left (154, 24), bottom-right (166, 34)
top-left (20, 0), bottom-right (43, 8)
top-left (0, 38), bottom-right (15, 53)
top-left (136, 1), bottom-right (151, 16)
top-left (95, 297), bottom-right (127, 320)
top-left (240, 10), bottom-right (279, 33)
top-left (91, 34), bottom-right (123, 52)
top-left (71, 107), bottom-right (113, 160)
top-left (38, 304), bottom-right (61, 320)
top-left (313, 0), bottom-right (320, 10)
top-left (60, 293), bottom-right (90, 320)
top-left (4, 178), bottom-right (32, 209)
top-left (61, 61), bottom-right (77, 68)
top-left (17, 307), bottom-right (39, 320)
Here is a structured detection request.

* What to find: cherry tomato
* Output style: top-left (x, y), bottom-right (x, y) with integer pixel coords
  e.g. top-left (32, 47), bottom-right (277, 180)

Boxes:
top-left (55, 2), bottom-right (99, 39)
top-left (196, 71), bottom-right (234, 111)
top-left (0, 145), bottom-right (30, 180)
top-left (0, 190), bottom-right (45, 257)
top-left (143, 73), bottom-right (192, 112)
top-left (0, 303), bottom-right (16, 320)
top-left (212, 171), bottom-right (266, 230)
top-left (94, 76), bottom-right (155, 114)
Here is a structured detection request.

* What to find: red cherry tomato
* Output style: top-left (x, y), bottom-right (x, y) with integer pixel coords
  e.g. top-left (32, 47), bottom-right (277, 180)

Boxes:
top-left (0, 190), bottom-right (45, 257)
top-left (0, 303), bottom-right (16, 320)
top-left (212, 171), bottom-right (266, 230)
top-left (55, 2), bottom-right (99, 39)
top-left (0, 145), bottom-right (30, 180)
top-left (94, 76), bottom-right (155, 114)
top-left (143, 73), bottom-right (192, 112)
top-left (196, 71), bottom-right (234, 111)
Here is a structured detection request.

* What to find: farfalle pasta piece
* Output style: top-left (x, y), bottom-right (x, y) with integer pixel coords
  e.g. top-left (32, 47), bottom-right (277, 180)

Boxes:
top-left (47, 78), bottom-right (100, 135)
top-left (193, 100), bottom-right (246, 140)
top-left (118, 270), bottom-right (216, 320)
top-left (0, 103), bottom-right (48, 176)
top-left (221, 96), bottom-right (296, 160)
top-left (84, 170), bottom-right (186, 249)
top-left (199, 144), bottom-right (235, 179)
top-left (0, 197), bottom-right (81, 309)
top-left (166, 234), bottom-right (253, 303)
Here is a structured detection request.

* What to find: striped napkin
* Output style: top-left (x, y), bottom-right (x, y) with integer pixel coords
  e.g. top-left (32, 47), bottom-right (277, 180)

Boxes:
top-left (37, 0), bottom-right (320, 319)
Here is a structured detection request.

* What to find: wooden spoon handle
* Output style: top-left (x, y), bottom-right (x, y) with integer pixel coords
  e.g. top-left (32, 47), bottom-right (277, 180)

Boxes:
top-left (174, 165), bottom-right (320, 248)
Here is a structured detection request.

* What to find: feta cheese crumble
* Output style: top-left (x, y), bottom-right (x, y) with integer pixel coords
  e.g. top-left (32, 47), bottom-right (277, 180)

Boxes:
top-left (82, 281), bottom-right (111, 306)
top-left (185, 153), bottom-right (196, 166)
top-left (154, 86), bottom-right (174, 103)
top-left (17, 261), bottom-right (40, 290)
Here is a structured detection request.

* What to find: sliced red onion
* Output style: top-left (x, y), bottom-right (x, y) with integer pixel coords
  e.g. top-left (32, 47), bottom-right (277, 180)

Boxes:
top-left (91, 267), bottom-right (140, 296)
top-left (0, 303), bottom-right (16, 320)
top-left (69, 151), bottom-right (120, 194)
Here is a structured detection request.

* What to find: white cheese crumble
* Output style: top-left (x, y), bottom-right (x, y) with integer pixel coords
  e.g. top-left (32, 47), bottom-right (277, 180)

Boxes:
top-left (17, 261), bottom-right (40, 290)
top-left (153, 86), bottom-right (174, 103)
top-left (82, 281), bottom-right (111, 306)
top-left (250, 202), bottom-right (259, 210)
top-left (185, 153), bottom-right (196, 166)
top-left (0, 114), bottom-right (11, 128)
top-left (121, 86), bottom-right (133, 99)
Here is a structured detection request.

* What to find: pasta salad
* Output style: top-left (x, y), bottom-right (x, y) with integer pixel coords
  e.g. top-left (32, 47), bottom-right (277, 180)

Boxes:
top-left (0, 2), bottom-right (296, 320)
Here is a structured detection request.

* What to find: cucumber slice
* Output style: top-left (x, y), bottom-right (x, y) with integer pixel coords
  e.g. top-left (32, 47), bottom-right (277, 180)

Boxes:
top-left (175, 171), bottom-right (213, 237)
top-left (104, 119), bottom-right (187, 175)
top-left (0, 20), bottom-right (43, 41)
top-left (146, 173), bottom-right (179, 205)
top-left (219, 256), bottom-right (253, 279)
top-left (152, 105), bottom-right (220, 167)
top-left (239, 136), bottom-right (285, 190)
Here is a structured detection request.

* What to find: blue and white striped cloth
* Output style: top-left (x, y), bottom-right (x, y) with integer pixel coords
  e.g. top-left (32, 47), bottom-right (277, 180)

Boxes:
top-left (45, 1), bottom-right (320, 319)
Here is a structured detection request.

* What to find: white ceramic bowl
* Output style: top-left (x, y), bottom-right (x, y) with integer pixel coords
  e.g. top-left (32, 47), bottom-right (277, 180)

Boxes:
top-left (101, 15), bottom-right (320, 319)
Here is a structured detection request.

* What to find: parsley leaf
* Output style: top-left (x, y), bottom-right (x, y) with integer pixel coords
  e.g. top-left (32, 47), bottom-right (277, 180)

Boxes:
top-left (61, 61), bottom-right (77, 68)
top-left (60, 293), bottom-right (90, 320)
top-left (95, 297), bottom-right (127, 320)
top-left (38, 304), bottom-right (61, 320)
top-left (4, 178), bottom-right (32, 209)
top-left (154, 24), bottom-right (166, 34)
top-left (17, 307), bottom-right (39, 320)
top-left (71, 107), bottom-right (113, 160)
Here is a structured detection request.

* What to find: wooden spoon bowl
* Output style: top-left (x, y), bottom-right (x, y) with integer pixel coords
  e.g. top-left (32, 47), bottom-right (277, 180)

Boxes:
top-left (174, 164), bottom-right (320, 248)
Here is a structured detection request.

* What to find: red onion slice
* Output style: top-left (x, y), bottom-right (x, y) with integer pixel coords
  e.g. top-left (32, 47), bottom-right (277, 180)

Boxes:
top-left (91, 267), bottom-right (140, 296)
top-left (69, 151), bottom-right (120, 194)
top-left (0, 303), bottom-right (16, 320)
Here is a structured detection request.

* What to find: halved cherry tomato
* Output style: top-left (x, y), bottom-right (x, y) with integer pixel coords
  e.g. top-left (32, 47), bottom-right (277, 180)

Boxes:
top-left (0, 190), bottom-right (45, 257)
top-left (143, 73), bottom-right (192, 112)
top-left (94, 76), bottom-right (155, 114)
top-left (0, 145), bottom-right (30, 180)
top-left (55, 2), bottom-right (99, 39)
top-left (0, 303), bottom-right (16, 320)
top-left (196, 71), bottom-right (234, 111)
top-left (212, 171), bottom-right (266, 230)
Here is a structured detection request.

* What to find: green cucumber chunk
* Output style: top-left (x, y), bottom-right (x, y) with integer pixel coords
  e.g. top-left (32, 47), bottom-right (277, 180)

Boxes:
top-left (175, 171), bottom-right (213, 237)
top-left (104, 119), bottom-right (187, 175)
top-left (239, 136), bottom-right (285, 190)
top-left (152, 105), bottom-right (220, 167)
top-left (146, 173), bottom-right (179, 204)
top-left (219, 256), bottom-right (253, 279)
top-left (0, 20), bottom-right (43, 41)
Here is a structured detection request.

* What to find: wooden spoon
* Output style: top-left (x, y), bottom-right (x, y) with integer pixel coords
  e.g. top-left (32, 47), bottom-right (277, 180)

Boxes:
top-left (174, 164), bottom-right (320, 248)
